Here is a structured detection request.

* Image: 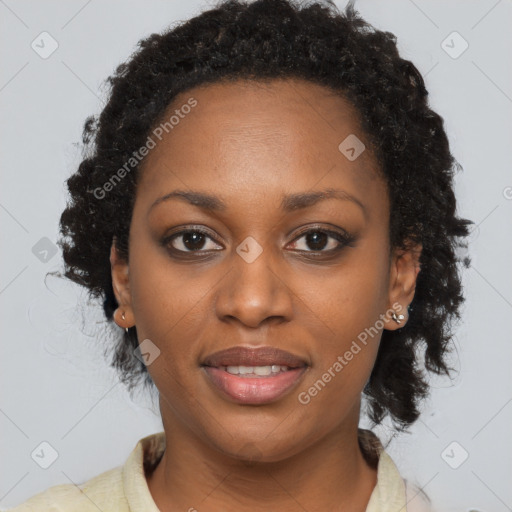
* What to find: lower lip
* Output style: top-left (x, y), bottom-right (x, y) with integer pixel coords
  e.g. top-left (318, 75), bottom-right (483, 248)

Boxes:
top-left (202, 366), bottom-right (308, 405)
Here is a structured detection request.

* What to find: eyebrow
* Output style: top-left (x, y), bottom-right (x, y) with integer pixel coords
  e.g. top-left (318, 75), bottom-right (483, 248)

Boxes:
top-left (149, 187), bottom-right (367, 217)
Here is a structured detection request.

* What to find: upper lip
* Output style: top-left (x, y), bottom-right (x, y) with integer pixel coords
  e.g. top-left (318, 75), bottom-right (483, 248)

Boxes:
top-left (201, 346), bottom-right (308, 368)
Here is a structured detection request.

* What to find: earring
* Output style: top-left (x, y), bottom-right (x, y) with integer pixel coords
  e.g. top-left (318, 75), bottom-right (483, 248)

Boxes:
top-left (391, 311), bottom-right (405, 324)
top-left (121, 311), bottom-right (129, 333)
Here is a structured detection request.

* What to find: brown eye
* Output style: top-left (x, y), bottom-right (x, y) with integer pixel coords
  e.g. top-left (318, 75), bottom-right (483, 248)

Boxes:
top-left (166, 230), bottom-right (222, 253)
top-left (288, 229), bottom-right (353, 253)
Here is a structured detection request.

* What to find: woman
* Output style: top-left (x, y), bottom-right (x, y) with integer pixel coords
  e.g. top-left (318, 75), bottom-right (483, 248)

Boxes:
top-left (10, 0), bottom-right (472, 510)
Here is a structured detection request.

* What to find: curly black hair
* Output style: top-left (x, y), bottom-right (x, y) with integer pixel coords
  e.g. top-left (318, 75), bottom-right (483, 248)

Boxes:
top-left (53, 0), bottom-right (473, 431)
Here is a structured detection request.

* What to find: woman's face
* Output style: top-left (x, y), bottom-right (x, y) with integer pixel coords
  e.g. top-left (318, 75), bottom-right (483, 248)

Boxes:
top-left (111, 78), bottom-right (420, 462)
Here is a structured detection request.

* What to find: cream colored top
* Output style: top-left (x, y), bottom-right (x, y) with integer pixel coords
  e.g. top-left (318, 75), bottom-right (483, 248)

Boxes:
top-left (8, 429), bottom-right (431, 511)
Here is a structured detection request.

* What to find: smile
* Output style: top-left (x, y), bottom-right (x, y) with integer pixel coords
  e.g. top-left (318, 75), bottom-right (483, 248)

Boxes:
top-left (201, 365), bottom-right (308, 405)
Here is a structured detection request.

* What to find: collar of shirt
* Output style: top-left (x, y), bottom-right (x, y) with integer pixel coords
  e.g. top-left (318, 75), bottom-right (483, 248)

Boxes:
top-left (123, 429), bottom-right (408, 512)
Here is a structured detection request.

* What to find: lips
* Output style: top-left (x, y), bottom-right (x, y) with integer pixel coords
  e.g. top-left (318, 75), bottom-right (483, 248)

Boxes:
top-left (200, 346), bottom-right (310, 404)
top-left (202, 365), bottom-right (308, 405)
top-left (201, 346), bottom-right (308, 369)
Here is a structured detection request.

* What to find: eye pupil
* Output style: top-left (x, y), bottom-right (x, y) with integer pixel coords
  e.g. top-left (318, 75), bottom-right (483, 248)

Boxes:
top-left (183, 232), bottom-right (206, 250)
top-left (306, 231), bottom-right (328, 250)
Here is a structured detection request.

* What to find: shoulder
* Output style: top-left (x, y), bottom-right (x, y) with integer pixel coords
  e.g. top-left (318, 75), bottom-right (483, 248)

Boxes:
top-left (7, 466), bottom-right (127, 511)
top-left (359, 428), bottom-right (433, 512)
top-left (7, 431), bottom-right (166, 512)
top-left (404, 478), bottom-right (433, 512)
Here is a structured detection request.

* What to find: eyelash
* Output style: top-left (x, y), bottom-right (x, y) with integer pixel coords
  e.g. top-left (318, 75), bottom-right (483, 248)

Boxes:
top-left (161, 225), bottom-right (355, 259)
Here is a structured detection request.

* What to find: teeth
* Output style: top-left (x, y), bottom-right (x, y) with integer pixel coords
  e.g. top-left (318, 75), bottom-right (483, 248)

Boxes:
top-left (224, 365), bottom-right (291, 376)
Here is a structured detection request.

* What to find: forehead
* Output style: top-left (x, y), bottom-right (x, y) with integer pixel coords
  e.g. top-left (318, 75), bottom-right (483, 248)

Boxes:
top-left (136, 78), bottom-right (384, 212)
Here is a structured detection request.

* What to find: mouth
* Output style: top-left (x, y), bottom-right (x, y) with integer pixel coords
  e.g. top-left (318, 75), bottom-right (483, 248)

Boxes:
top-left (201, 365), bottom-right (308, 405)
top-left (200, 346), bottom-right (309, 405)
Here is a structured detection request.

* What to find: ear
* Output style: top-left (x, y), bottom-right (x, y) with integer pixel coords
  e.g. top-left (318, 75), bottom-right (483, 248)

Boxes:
top-left (384, 241), bottom-right (422, 330)
top-left (110, 236), bottom-right (134, 329)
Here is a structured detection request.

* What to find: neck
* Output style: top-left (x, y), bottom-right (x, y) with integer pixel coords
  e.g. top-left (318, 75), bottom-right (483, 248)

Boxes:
top-left (146, 403), bottom-right (378, 511)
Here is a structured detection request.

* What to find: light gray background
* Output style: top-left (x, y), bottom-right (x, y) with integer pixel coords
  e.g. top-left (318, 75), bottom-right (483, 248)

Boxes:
top-left (1, 0), bottom-right (511, 510)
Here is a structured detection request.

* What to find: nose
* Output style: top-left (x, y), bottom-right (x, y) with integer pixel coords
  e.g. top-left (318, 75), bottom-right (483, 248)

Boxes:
top-left (214, 242), bottom-right (294, 329)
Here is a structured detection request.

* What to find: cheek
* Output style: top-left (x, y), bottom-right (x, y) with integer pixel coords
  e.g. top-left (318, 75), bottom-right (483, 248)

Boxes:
top-left (292, 249), bottom-right (388, 399)
top-left (295, 279), bottom-right (381, 421)
top-left (296, 253), bottom-right (389, 343)
top-left (127, 243), bottom-right (212, 366)
top-left (127, 255), bottom-right (210, 415)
